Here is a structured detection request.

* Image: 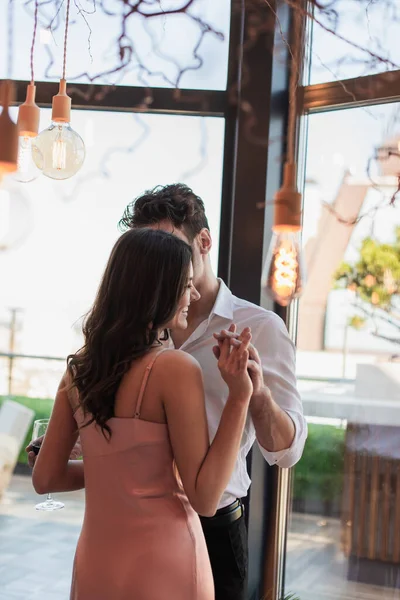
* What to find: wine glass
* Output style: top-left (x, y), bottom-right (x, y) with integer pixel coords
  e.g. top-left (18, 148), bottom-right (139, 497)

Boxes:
top-left (32, 419), bottom-right (65, 511)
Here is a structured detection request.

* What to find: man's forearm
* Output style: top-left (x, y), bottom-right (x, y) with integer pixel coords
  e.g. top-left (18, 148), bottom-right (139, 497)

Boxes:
top-left (250, 387), bottom-right (295, 453)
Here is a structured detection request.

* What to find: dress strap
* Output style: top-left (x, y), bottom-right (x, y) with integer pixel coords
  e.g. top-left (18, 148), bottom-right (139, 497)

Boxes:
top-left (134, 349), bottom-right (168, 419)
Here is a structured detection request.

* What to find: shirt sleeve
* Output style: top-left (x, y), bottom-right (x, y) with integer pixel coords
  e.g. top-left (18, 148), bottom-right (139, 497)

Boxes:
top-left (250, 312), bottom-right (307, 469)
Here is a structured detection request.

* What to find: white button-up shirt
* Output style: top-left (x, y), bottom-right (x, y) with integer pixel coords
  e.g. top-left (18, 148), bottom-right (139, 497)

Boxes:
top-left (179, 279), bottom-right (307, 508)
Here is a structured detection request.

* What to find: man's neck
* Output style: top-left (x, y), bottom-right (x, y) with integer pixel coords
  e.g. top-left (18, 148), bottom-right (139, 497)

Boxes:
top-left (172, 273), bottom-right (220, 348)
top-left (190, 274), bottom-right (220, 322)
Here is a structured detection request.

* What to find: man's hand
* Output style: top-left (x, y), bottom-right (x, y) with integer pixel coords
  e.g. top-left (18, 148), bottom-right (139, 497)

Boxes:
top-left (213, 323), bottom-right (297, 456)
top-left (26, 436), bottom-right (83, 468)
top-left (213, 325), bottom-right (267, 398)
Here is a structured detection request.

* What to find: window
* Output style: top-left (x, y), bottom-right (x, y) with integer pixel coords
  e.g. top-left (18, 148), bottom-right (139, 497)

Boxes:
top-left (0, 0), bottom-right (230, 90)
top-left (285, 103), bottom-right (400, 600)
top-left (0, 108), bottom-right (224, 397)
top-left (310, 0), bottom-right (400, 84)
top-left (0, 108), bottom-right (224, 597)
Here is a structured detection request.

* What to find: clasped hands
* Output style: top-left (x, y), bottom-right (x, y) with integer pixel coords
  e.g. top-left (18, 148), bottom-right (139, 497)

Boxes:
top-left (212, 324), bottom-right (265, 398)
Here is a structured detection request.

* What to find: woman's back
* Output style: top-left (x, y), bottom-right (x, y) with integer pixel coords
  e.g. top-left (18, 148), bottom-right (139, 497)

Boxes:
top-left (70, 349), bottom-right (214, 600)
top-left (31, 229), bottom-right (252, 600)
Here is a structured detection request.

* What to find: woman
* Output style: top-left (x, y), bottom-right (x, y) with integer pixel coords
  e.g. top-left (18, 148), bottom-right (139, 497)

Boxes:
top-left (32, 228), bottom-right (253, 600)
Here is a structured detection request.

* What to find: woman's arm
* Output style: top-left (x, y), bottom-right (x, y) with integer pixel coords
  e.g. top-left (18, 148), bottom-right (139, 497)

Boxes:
top-left (161, 336), bottom-right (252, 517)
top-left (32, 376), bottom-right (85, 495)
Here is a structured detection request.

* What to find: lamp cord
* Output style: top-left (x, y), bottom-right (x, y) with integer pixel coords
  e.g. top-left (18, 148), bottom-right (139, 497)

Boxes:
top-left (63, 0), bottom-right (72, 80)
top-left (7, 0), bottom-right (14, 79)
top-left (30, 0), bottom-right (39, 84)
top-left (287, 5), bottom-right (304, 165)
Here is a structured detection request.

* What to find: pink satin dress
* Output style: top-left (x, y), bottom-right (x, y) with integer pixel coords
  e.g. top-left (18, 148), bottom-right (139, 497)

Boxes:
top-left (70, 351), bottom-right (214, 600)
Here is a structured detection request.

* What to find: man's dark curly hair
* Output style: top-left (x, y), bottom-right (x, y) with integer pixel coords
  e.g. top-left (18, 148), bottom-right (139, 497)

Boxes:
top-left (119, 183), bottom-right (210, 242)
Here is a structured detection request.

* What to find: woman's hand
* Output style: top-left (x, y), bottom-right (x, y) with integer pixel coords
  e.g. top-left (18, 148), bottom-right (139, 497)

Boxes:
top-left (213, 325), bottom-right (265, 396)
top-left (26, 436), bottom-right (83, 468)
top-left (214, 326), bottom-right (253, 401)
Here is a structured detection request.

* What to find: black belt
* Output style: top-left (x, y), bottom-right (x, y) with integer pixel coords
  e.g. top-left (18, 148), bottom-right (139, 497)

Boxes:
top-left (200, 499), bottom-right (244, 529)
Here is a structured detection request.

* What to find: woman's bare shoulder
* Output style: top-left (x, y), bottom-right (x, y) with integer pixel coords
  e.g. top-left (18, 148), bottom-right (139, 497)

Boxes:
top-left (154, 350), bottom-right (204, 406)
top-left (157, 348), bottom-right (201, 374)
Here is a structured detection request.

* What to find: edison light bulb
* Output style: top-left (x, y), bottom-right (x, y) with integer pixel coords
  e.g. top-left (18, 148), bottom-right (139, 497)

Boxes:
top-left (31, 79), bottom-right (85, 181)
top-left (32, 121), bottom-right (85, 180)
top-left (13, 134), bottom-right (43, 183)
top-left (52, 129), bottom-right (67, 169)
top-left (261, 230), bottom-right (305, 307)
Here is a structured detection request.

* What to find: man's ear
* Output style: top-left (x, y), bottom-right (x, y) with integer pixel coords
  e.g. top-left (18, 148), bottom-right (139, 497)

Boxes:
top-left (197, 228), bottom-right (212, 255)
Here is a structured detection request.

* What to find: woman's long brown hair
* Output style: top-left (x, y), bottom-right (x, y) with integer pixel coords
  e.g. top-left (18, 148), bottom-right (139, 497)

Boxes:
top-left (67, 228), bottom-right (192, 438)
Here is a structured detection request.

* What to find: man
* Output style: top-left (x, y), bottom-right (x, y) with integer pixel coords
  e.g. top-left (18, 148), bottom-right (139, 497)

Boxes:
top-left (120, 183), bottom-right (307, 599)
top-left (28, 183), bottom-right (307, 600)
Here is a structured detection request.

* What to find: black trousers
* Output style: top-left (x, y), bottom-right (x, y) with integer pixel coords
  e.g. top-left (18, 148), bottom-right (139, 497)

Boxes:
top-left (201, 514), bottom-right (248, 600)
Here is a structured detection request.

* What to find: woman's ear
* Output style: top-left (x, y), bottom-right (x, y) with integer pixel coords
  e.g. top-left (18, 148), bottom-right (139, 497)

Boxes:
top-left (159, 329), bottom-right (169, 342)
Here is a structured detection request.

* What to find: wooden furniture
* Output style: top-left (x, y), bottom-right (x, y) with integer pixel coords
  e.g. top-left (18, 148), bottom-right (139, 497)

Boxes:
top-left (341, 423), bottom-right (400, 588)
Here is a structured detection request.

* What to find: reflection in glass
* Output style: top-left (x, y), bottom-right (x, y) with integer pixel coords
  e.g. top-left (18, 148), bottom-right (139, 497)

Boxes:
top-left (261, 231), bottom-right (305, 307)
top-left (285, 104), bottom-right (400, 600)
top-left (13, 134), bottom-right (43, 183)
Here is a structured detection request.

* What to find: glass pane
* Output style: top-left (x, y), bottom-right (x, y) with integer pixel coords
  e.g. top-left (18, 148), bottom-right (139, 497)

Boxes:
top-left (286, 104), bottom-right (400, 599)
top-left (0, 0), bottom-right (230, 90)
top-left (310, 0), bottom-right (400, 84)
top-left (0, 109), bottom-right (224, 598)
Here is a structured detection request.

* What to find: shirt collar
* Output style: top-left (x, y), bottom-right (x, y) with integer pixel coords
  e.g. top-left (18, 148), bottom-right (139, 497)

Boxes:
top-left (210, 279), bottom-right (234, 321)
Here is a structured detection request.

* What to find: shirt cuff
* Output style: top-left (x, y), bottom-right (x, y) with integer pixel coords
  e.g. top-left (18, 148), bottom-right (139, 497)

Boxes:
top-left (257, 411), bottom-right (307, 469)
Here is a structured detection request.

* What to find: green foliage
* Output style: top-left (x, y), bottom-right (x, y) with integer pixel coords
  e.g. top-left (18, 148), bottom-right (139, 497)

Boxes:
top-left (293, 423), bottom-right (345, 503)
top-left (0, 395), bottom-right (53, 464)
top-left (334, 227), bottom-right (400, 345)
top-left (3, 398), bottom-right (346, 502)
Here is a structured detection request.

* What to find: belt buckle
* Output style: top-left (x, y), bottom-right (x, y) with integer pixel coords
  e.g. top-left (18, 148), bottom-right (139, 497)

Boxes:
top-left (200, 499), bottom-right (244, 529)
top-left (224, 500), bottom-right (239, 515)
top-left (225, 500), bottom-right (243, 523)
top-left (233, 501), bottom-right (244, 520)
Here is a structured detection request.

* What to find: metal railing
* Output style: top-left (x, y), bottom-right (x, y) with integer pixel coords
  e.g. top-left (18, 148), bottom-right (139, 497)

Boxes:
top-left (0, 350), bottom-right (356, 397)
top-left (0, 351), bottom-right (65, 396)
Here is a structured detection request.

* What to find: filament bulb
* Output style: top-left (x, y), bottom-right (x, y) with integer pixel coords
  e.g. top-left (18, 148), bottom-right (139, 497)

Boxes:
top-left (52, 132), bottom-right (67, 170)
top-left (32, 121), bottom-right (85, 180)
top-left (261, 231), bottom-right (305, 307)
